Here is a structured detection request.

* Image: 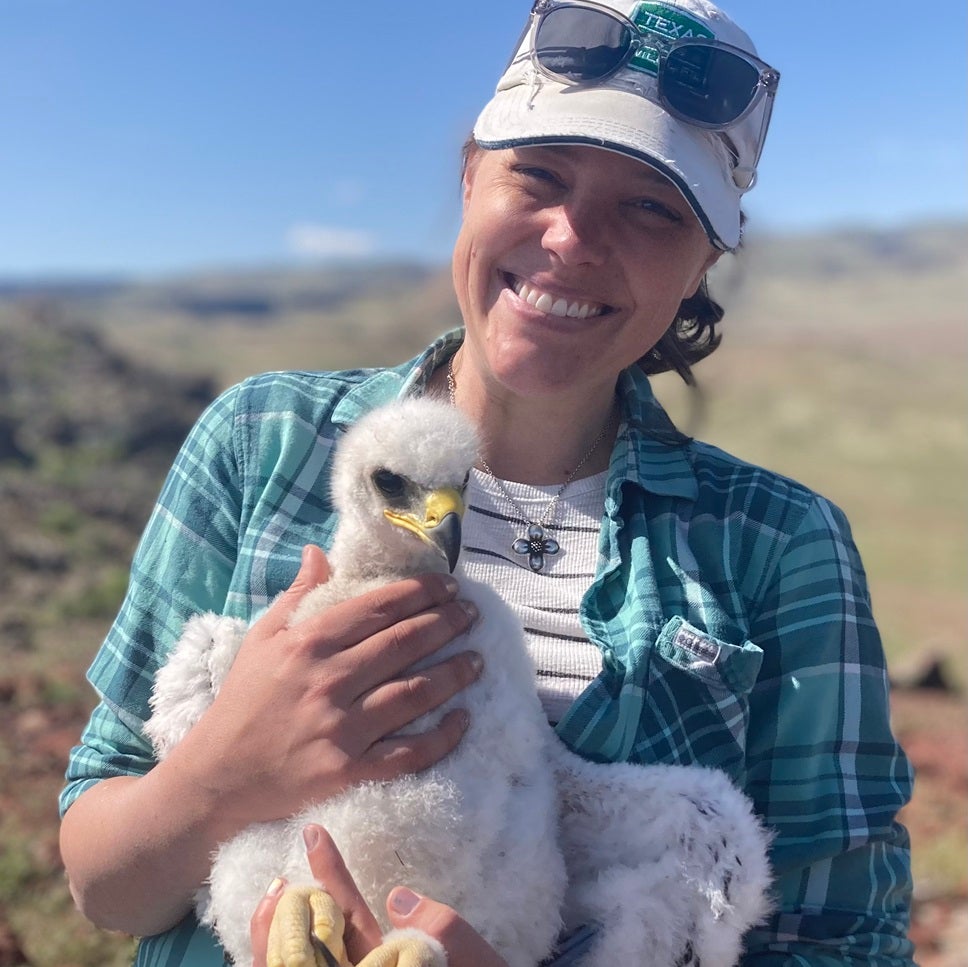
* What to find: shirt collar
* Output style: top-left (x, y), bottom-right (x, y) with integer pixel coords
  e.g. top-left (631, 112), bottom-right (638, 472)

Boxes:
top-left (332, 328), bottom-right (697, 501)
top-left (611, 365), bottom-right (698, 501)
top-left (330, 330), bottom-right (462, 427)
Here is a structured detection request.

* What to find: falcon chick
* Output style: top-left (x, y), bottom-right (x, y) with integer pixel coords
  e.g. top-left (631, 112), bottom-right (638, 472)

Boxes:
top-left (146, 397), bottom-right (771, 967)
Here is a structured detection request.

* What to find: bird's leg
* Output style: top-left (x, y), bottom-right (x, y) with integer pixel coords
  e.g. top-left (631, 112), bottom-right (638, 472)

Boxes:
top-left (355, 932), bottom-right (446, 967)
top-left (266, 885), bottom-right (352, 967)
top-left (264, 886), bottom-right (446, 967)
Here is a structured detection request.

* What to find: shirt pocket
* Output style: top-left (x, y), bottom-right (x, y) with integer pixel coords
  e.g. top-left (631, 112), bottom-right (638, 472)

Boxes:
top-left (633, 615), bottom-right (763, 782)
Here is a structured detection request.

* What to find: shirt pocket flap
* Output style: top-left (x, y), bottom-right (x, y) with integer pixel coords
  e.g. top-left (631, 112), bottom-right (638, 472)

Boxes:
top-left (655, 615), bottom-right (763, 695)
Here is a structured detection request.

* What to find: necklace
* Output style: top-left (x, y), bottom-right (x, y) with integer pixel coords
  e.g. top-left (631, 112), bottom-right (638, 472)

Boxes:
top-left (447, 355), bottom-right (612, 573)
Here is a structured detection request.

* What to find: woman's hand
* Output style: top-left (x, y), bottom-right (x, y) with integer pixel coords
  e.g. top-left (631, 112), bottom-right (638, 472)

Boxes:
top-left (171, 544), bottom-right (482, 835)
top-left (250, 825), bottom-right (508, 967)
top-left (59, 545), bottom-right (480, 939)
top-left (250, 878), bottom-right (288, 967)
top-left (383, 886), bottom-right (509, 967)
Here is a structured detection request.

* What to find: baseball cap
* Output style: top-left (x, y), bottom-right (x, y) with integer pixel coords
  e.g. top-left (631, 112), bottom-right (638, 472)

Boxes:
top-left (473, 0), bottom-right (778, 250)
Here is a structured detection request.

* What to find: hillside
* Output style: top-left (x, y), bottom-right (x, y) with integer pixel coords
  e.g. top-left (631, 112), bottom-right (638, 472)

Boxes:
top-left (0, 221), bottom-right (965, 965)
top-left (4, 220), bottom-right (963, 385)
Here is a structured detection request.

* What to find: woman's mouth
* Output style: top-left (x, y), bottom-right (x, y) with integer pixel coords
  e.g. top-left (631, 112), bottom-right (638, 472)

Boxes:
top-left (507, 275), bottom-right (610, 319)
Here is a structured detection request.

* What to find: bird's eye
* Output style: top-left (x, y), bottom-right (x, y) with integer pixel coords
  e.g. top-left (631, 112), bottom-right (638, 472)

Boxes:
top-left (372, 469), bottom-right (406, 499)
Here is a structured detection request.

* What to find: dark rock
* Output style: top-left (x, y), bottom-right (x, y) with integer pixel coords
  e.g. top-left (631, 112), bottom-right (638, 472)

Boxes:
top-left (891, 654), bottom-right (961, 694)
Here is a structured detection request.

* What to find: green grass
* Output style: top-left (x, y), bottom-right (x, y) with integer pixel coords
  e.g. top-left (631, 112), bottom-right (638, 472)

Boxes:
top-left (10, 883), bottom-right (136, 967)
top-left (0, 819), bottom-right (37, 903)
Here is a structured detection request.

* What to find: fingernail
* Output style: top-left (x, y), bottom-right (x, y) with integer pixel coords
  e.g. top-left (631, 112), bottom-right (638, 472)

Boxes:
top-left (389, 887), bottom-right (421, 916)
top-left (456, 709), bottom-right (470, 731)
top-left (460, 599), bottom-right (479, 621)
top-left (266, 877), bottom-right (284, 897)
top-left (302, 825), bottom-right (320, 851)
top-left (442, 576), bottom-right (459, 595)
top-left (469, 651), bottom-right (484, 674)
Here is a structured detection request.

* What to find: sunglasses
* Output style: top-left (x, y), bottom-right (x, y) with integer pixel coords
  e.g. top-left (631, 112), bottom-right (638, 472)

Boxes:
top-left (526, 0), bottom-right (780, 182)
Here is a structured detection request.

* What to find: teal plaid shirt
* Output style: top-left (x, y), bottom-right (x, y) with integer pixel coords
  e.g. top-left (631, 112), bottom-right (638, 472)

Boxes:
top-left (61, 330), bottom-right (914, 965)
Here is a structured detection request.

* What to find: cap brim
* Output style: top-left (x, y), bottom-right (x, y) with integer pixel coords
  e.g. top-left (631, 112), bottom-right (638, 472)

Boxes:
top-left (474, 81), bottom-right (742, 250)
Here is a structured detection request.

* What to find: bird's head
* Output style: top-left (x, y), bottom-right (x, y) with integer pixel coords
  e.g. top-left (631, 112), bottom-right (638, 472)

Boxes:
top-left (329, 398), bottom-right (479, 578)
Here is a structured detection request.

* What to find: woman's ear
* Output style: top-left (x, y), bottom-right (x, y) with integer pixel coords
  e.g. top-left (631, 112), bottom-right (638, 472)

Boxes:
top-left (687, 248), bottom-right (723, 299)
top-left (461, 145), bottom-right (484, 212)
top-left (461, 172), bottom-right (473, 212)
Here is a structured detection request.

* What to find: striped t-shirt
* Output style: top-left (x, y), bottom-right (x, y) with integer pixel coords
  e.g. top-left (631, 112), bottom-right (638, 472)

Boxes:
top-left (456, 469), bottom-right (608, 725)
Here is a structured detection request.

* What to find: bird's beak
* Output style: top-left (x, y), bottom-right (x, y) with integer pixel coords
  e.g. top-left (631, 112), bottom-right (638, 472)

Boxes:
top-left (384, 486), bottom-right (464, 573)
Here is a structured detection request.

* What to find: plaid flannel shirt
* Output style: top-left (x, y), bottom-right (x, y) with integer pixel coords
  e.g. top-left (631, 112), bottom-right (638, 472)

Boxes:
top-left (61, 330), bottom-right (914, 965)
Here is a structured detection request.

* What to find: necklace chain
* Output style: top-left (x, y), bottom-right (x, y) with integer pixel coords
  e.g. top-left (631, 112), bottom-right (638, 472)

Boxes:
top-left (446, 355), bottom-right (612, 571)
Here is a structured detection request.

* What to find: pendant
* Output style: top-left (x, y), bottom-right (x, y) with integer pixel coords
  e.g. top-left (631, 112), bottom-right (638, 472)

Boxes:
top-left (512, 523), bottom-right (560, 573)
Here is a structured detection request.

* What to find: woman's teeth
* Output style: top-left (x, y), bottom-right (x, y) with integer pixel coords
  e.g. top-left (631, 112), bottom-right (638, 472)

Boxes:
top-left (512, 279), bottom-right (605, 319)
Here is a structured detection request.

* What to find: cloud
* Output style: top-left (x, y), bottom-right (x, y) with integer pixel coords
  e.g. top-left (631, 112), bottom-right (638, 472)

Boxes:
top-left (286, 223), bottom-right (376, 259)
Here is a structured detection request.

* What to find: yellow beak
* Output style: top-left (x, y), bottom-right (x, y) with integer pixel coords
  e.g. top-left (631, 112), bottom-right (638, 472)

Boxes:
top-left (383, 486), bottom-right (465, 572)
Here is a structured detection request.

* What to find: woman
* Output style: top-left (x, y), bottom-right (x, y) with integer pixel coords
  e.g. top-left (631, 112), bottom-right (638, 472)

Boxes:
top-left (59, 1), bottom-right (915, 964)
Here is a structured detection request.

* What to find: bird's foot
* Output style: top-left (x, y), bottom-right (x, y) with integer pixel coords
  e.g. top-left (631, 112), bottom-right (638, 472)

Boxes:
top-left (264, 887), bottom-right (445, 967)
top-left (266, 885), bottom-right (351, 967)
top-left (356, 930), bottom-right (446, 967)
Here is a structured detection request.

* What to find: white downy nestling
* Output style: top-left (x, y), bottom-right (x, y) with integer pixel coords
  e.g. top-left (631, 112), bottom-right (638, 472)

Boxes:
top-left (146, 397), bottom-right (772, 967)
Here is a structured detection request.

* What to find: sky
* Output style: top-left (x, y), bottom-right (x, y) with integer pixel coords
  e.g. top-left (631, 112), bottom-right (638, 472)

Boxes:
top-left (2, 0), bottom-right (966, 277)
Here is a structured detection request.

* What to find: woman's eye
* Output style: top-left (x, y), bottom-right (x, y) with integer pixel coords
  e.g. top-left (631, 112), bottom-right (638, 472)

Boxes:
top-left (513, 165), bottom-right (562, 187)
top-left (372, 469), bottom-right (407, 499)
top-left (630, 198), bottom-right (683, 223)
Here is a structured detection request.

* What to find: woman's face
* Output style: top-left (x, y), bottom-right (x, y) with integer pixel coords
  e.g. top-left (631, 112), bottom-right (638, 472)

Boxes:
top-left (452, 144), bottom-right (720, 405)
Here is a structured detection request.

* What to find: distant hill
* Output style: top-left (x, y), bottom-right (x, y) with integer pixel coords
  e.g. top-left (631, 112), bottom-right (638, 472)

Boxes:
top-left (714, 221), bottom-right (967, 353)
top-left (2, 220), bottom-right (963, 386)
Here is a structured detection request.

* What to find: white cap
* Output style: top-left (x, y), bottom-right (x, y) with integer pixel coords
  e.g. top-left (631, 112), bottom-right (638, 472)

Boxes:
top-left (473, 0), bottom-right (775, 250)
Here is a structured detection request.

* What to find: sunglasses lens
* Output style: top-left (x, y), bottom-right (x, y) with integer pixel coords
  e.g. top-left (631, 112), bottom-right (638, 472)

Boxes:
top-left (662, 45), bottom-right (760, 125)
top-left (535, 7), bottom-right (632, 82)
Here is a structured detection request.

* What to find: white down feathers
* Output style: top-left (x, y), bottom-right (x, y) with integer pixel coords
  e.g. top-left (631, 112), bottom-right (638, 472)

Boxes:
top-left (145, 397), bottom-right (772, 967)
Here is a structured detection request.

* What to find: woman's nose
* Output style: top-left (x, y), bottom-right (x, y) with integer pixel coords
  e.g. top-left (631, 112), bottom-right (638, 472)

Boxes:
top-left (540, 202), bottom-right (609, 266)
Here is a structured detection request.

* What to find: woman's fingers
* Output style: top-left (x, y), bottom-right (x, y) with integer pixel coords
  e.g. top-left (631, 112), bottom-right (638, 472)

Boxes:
top-left (386, 887), bottom-right (509, 967)
top-left (297, 576), bottom-right (472, 665)
top-left (343, 597), bottom-right (478, 696)
top-left (362, 708), bottom-right (470, 781)
top-left (250, 877), bottom-right (286, 967)
top-left (303, 825), bottom-right (383, 962)
top-left (356, 653), bottom-right (482, 739)
top-left (251, 546), bottom-right (469, 656)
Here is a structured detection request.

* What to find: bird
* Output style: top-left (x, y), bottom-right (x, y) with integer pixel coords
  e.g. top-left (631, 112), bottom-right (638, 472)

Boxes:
top-left (145, 396), bottom-right (772, 967)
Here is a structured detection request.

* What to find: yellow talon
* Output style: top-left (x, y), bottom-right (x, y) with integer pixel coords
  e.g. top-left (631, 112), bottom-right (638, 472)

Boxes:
top-left (356, 932), bottom-right (447, 967)
top-left (266, 885), bottom-right (352, 967)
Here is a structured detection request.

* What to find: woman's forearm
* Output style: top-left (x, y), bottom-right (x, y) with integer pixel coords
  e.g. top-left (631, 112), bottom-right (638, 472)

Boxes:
top-left (59, 559), bottom-right (480, 940)
top-left (58, 743), bottom-right (239, 937)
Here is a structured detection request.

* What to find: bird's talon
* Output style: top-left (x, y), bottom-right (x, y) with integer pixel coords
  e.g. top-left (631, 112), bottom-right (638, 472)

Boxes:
top-left (356, 931), bottom-right (447, 967)
top-left (266, 885), bottom-right (351, 967)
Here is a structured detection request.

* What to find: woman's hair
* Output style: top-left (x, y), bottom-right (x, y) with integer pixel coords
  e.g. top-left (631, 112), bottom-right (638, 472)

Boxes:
top-left (460, 136), bottom-right (728, 387)
top-left (639, 280), bottom-right (724, 386)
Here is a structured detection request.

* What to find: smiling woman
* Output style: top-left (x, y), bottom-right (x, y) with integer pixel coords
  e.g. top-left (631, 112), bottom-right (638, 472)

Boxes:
top-left (58, 1), bottom-right (915, 966)
top-left (448, 142), bottom-right (720, 482)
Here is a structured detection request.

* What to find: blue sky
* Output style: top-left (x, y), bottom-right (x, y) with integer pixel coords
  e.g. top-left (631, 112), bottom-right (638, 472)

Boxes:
top-left (2, 0), bottom-right (966, 276)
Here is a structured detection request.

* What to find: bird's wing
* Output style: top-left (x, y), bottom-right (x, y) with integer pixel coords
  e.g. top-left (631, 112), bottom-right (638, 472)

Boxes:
top-left (144, 612), bottom-right (248, 758)
top-left (551, 738), bottom-right (773, 966)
